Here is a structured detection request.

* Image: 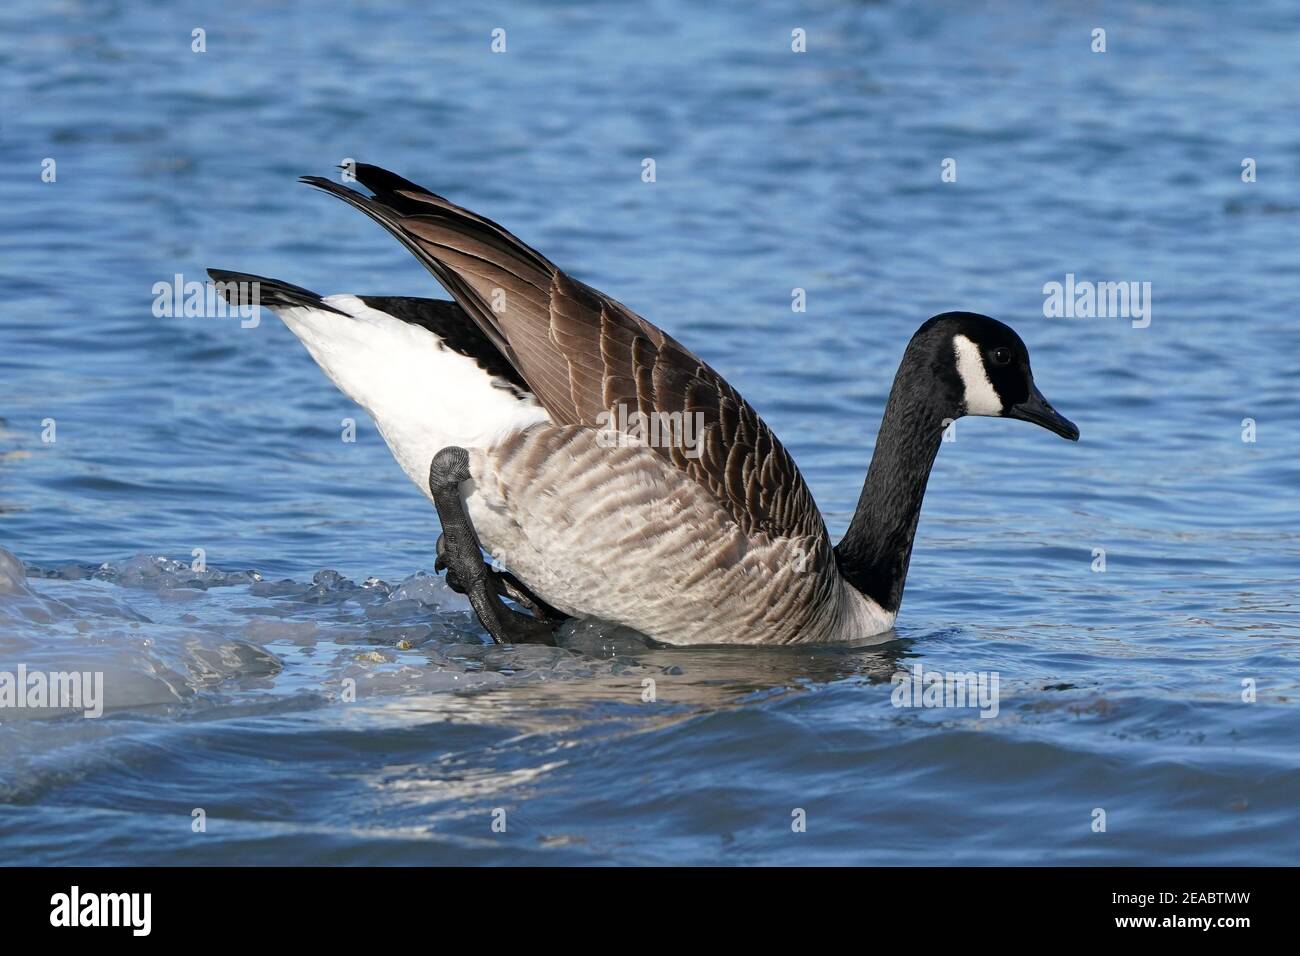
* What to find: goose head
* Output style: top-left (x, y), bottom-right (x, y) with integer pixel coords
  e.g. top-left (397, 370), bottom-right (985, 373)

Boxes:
top-left (835, 312), bottom-right (1078, 617)
top-left (923, 311), bottom-right (1079, 441)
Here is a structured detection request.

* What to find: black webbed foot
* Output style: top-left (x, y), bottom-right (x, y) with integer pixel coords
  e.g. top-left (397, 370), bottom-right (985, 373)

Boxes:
top-left (428, 447), bottom-right (560, 646)
top-left (436, 533), bottom-right (568, 624)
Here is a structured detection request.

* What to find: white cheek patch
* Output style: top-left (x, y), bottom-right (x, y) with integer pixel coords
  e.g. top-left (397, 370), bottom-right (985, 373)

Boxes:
top-left (953, 334), bottom-right (1003, 416)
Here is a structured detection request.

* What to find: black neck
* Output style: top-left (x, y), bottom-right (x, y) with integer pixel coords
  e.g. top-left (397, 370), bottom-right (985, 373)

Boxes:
top-left (834, 357), bottom-right (952, 615)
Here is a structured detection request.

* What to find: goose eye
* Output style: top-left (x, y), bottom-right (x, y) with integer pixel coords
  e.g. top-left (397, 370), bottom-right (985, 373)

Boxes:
top-left (989, 347), bottom-right (1012, 366)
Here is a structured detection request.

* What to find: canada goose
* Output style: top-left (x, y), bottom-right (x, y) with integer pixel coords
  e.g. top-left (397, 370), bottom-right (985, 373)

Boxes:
top-left (210, 164), bottom-right (1078, 647)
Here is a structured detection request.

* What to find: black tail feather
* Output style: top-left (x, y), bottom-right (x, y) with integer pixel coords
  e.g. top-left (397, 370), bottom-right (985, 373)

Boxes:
top-left (205, 269), bottom-right (350, 316)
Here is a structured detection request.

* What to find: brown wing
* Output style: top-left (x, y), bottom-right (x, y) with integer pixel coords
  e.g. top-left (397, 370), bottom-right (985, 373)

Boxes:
top-left (301, 164), bottom-right (828, 544)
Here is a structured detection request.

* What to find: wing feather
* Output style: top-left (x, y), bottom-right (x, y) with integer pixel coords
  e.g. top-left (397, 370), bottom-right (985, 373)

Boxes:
top-left (302, 165), bottom-right (828, 544)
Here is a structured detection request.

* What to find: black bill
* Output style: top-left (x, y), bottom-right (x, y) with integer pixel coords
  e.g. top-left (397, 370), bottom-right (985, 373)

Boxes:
top-left (1008, 383), bottom-right (1079, 441)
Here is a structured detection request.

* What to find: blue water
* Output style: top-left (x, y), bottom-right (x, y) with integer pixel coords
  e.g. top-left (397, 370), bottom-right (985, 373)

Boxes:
top-left (1, 0), bottom-right (1297, 864)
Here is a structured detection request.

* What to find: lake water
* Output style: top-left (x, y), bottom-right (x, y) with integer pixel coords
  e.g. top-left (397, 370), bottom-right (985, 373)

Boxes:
top-left (1, 0), bottom-right (1297, 864)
